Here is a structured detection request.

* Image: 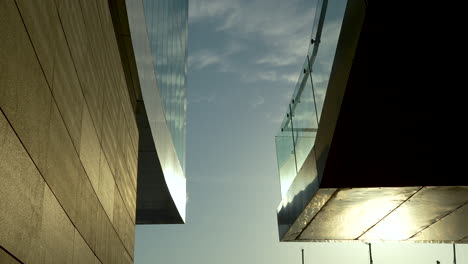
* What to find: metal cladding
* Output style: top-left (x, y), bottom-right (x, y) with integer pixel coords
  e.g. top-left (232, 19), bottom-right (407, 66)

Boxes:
top-left (282, 187), bottom-right (468, 243)
top-left (275, 0), bottom-right (468, 243)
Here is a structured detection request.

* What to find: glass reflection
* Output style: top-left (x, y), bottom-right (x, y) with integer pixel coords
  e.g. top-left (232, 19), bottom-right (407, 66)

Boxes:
top-left (143, 0), bottom-right (188, 172)
top-left (275, 0), bottom-right (347, 199)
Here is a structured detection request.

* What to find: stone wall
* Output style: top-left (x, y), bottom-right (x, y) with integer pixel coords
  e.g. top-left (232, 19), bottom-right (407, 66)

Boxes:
top-left (0, 0), bottom-right (139, 263)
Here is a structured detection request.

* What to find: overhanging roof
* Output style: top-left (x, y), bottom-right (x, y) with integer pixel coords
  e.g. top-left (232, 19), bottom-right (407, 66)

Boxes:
top-left (277, 0), bottom-right (468, 242)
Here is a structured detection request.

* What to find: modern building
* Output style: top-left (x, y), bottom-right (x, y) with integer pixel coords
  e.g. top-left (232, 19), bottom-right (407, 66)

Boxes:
top-left (0, 0), bottom-right (187, 263)
top-left (275, 0), bottom-right (468, 243)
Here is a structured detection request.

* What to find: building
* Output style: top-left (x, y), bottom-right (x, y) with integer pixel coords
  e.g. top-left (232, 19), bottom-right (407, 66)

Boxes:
top-left (0, 0), bottom-right (187, 262)
top-left (275, 0), bottom-right (468, 243)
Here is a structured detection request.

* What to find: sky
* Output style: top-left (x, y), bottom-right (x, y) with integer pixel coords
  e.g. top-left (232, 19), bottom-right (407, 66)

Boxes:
top-left (135, 0), bottom-right (468, 263)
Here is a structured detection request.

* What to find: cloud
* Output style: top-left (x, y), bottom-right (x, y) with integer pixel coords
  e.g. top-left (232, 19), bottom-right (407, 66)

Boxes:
top-left (188, 50), bottom-right (222, 70)
top-left (189, 0), bottom-right (317, 82)
top-left (225, 41), bottom-right (244, 55)
top-left (241, 71), bottom-right (298, 84)
top-left (191, 94), bottom-right (216, 104)
top-left (189, 0), bottom-right (237, 21)
top-left (209, 0), bottom-right (316, 67)
top-left (281, 73), bottom-right (299, 83)
top-left (251, 95), bottom-right (265, 109)
top-left (255, 55), bottom-right (299, 67)
top-left (266, 113), bottom-right (284, 124)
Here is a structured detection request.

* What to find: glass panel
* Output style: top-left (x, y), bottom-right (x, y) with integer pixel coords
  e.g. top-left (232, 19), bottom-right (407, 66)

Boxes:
top-left (292, 70), bottom-right (318, 170)
top-left (309, 0), bottom-right (347, 119)
top-left (142, 0), bottom-right (188, 172)
top-left (275, 0), bottom-right (347, 198)
top-left (276, 106), bottom-right (297, 199)
top-left (307, 0), bottom-right (323, 57)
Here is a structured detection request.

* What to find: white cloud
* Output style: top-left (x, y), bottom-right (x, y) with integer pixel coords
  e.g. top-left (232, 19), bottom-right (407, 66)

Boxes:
top-left (189, 0), bottom-right (321, 88)
top-left (191, 94), bottom-right (216, 104)
top-left (251, 95), bottom-right (265, 109)
top-left (210, 0), bottom-right (316, 68)
top-left (242, 71), bottom-right (298, 84)
top-left (188, 50), bottom-right (222, 70)
top-left (255, 55), bottom-right (299, 67)
top-left (266, 113), bottom-right (284, 124)
top-left (189, 0), bottom-right (237, 21)
top-left (280, 73), bottom-right (299, 83)
top-left (225, 41), bottom-right (244, 55)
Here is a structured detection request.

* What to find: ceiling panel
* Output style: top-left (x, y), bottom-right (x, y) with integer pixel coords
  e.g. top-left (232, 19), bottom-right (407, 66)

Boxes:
top-left (361, 186), bottom-right (468, 241)
top-left (299, 187), bottom-right (420, 240)
top-left (410, 202), bottom-right (468, 242)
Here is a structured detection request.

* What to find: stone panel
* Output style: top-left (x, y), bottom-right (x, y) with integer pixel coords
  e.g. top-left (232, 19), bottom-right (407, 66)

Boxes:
top-left (121, 95), bottom-right (139, 157)
top-left (101, 95), bottom-right (120, 177)
top-left (72, 229), bottom-right (95, 264)
top-left (124, 251), bottom-right (134, 264)
top-left (119, 120), bottom-right (138, 192)
top-left (41, 187), bottom-right (75, 263)
top-left (115, 159), bottom-right (136, 224)
top-left (74, 168), bottom-right (99, 252)
top-left (51, 25), bottom-right (84, 150)
top-left (0, 248), bottom-right (20, 264)
top-left (78, 0), bottom-right (107, 141)
top-left (95, 207), bottom-right (112, 264)
top-left (125, 130), bottom-right (139, 191)
top-left (15, 0), bottom-right (60, 86)
top-left (79, 104), bottom-right (102, 192)
top-left (96, 0), bottom-right (115, 42)
top-left (109, 228), bottom-right (126, 264)
top-left (0, 110), bottom-right (45, 264)
top-left (59, 0), bottom-right (104, 142)
top-left (1, 1), bottom-right (139, 263)
top-left (113, 189), bottom-right (135, 256)
top-left (98, 150), bottom-right (116, 222)
top-left (0, 0), bottom-right (52, 174)
top-left (44, 103), bottom-right (82, 221)
top-left (115, 118), bottom-right (137, 221)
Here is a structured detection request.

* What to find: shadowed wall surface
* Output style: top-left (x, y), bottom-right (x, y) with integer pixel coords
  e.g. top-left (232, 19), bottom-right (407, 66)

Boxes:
top-left (0, 0), bottom-right (138, 263)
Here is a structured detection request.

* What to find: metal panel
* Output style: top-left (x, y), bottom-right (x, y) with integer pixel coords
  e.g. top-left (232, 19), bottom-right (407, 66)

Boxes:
top-left (410, 203), bottom-right (468, 242)
top-left (278, 148), bottom-right (320, 238)
top-left (361, 186), bottom-right (468, 241)
top-left (299, 187), bottom-right (420, 240)
top-left (282, 188), bottom-right (336, 241)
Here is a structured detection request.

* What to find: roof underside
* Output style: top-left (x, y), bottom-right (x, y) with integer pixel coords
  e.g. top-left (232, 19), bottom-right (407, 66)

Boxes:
top-left (278, 0), bottom-right (467, 242)
top-left (282, 186), bottom-right (468, 243)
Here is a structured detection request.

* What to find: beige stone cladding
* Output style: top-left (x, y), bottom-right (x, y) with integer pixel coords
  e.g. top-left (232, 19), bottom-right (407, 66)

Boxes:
top-left (1, 0), bottom-right (138, 263)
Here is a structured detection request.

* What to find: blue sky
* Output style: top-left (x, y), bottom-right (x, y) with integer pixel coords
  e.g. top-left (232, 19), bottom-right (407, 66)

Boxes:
top-left (135, 0), bottom-right (468, 263)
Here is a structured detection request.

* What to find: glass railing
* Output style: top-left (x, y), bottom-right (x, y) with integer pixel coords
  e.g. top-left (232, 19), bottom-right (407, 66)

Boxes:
top-left (276, 0), bottom-right (347, 199)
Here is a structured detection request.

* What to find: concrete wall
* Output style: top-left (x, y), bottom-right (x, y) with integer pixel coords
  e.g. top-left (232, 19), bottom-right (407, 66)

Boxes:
top-left (0, 0), bottom-right (138, 263)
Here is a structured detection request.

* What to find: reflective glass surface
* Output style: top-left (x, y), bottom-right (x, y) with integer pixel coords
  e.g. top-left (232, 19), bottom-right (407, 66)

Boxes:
top-left (275, 0), bottom-right (347, 199)
top-left (143, 0), bottom-right (188, 172)
top-left (275, 108), bottom-right (297, 197)
top-left (126, 0), bottom-right (187, 221)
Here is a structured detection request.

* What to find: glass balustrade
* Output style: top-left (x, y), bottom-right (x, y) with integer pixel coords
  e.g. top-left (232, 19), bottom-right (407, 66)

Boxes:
top-left (275, 0), bottom-right (347, 200)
